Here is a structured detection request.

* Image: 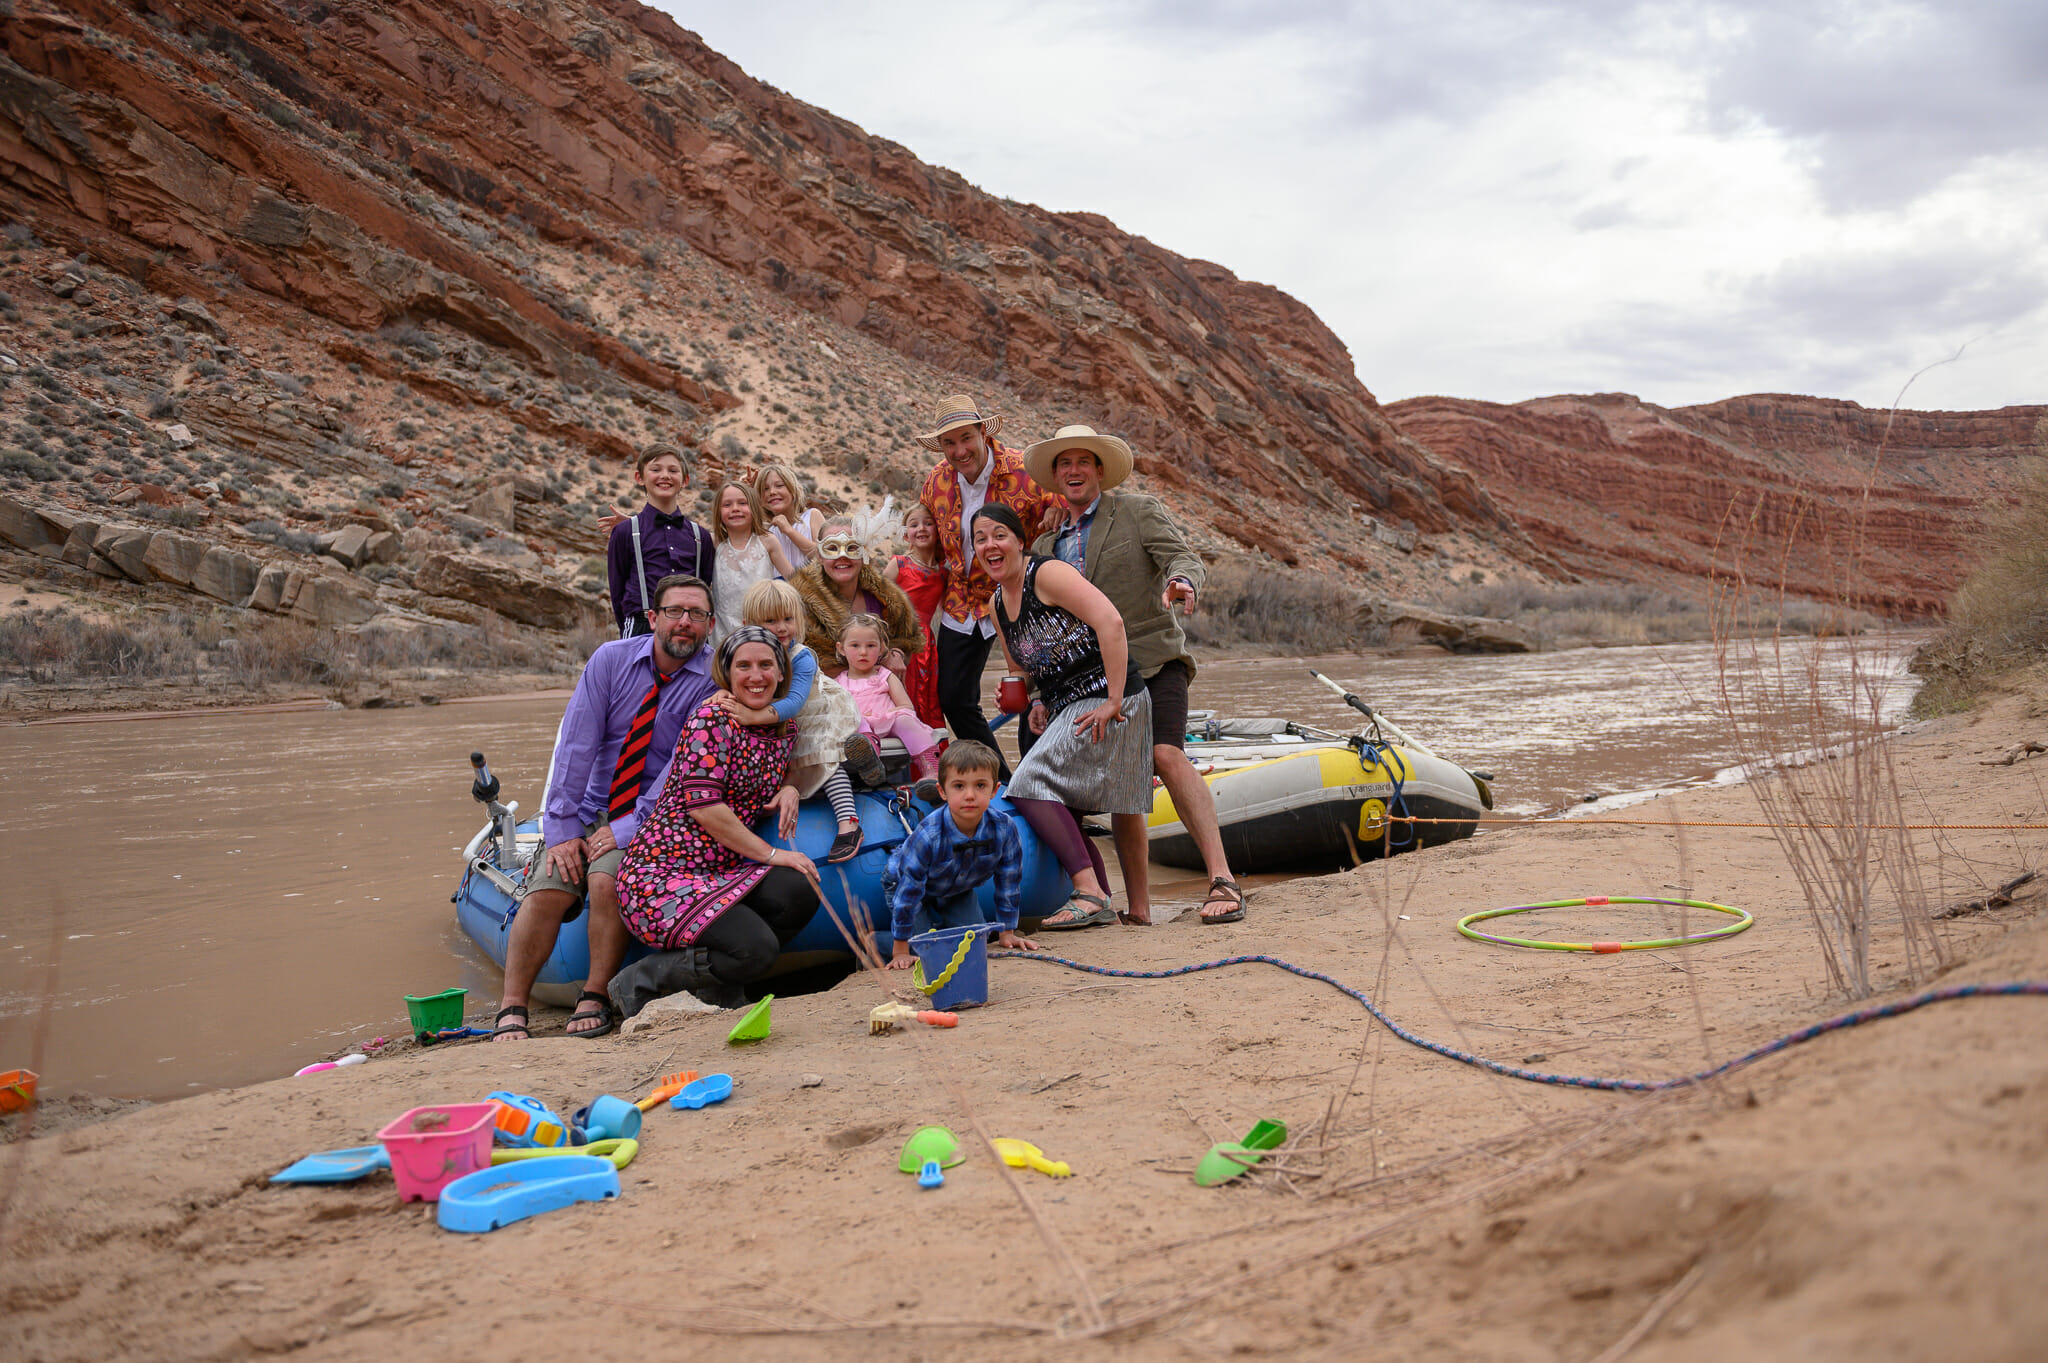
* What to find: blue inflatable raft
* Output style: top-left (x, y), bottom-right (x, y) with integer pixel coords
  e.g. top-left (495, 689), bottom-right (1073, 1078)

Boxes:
top-left (454, 773), bottom-right (1070, 1003)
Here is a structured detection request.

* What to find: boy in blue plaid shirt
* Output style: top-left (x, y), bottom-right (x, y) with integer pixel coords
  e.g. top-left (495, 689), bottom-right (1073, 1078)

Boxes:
top-left (885, 742), bottom-right (1041, 964)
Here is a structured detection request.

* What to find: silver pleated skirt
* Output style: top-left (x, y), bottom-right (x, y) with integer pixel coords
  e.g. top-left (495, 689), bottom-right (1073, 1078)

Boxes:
top-left (1004, 690), bottom-right (1155, 814)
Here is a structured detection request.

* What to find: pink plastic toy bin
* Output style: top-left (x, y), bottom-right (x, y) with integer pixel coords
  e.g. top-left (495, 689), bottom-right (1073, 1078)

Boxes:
top-left (376, 1102), bottom-right (497, 1202)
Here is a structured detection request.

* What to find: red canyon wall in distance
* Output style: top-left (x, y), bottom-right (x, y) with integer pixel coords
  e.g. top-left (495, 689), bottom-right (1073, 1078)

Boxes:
top-left (0, 0), bottom-right (1529, 572)
top-left (4, 0), bottom-right (2034, 612)
top-left (1384, 392), bottom-right (2043, 616)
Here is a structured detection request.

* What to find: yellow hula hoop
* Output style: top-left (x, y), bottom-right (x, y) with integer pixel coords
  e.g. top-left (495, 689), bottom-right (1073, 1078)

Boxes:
top-left (1456, 896), bottom-right (1753, 953)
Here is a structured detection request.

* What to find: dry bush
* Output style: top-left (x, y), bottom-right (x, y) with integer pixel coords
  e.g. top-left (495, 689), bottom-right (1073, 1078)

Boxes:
top-left (1432, 580), bottom-right (1868, 649)
top-left (1912, 454), bottom-right (2048, 712)
top-left (1182, 562), bottom-right (1381, 653)
top-left (0, 607), bottom-right (206, 681)
top-left (225, 616), bottom-right (348, 686)
top-left (1711, 484), bottom-right (1941, 1000)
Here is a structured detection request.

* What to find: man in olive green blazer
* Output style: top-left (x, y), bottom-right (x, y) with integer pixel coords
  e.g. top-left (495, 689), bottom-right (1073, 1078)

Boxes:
top-left (1025, 425), bottom-right (1245, 924)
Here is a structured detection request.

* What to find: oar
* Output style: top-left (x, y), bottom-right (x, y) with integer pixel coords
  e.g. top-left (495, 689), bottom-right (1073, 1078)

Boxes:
top-left (1307, 670), bottom-right (1437, 757)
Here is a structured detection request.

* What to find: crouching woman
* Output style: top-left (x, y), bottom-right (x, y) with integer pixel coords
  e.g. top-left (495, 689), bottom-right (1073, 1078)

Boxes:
top-left (608, 627), bottom-right (822, 1017)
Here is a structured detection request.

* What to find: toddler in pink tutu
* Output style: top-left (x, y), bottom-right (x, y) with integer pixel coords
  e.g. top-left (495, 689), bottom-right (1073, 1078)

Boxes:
top-left (837, 613), bottom-right (942, 781)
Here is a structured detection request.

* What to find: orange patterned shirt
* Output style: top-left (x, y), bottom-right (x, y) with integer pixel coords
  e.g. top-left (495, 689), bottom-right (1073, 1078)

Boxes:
top-left (918, 440), bottom-right (1056, 626)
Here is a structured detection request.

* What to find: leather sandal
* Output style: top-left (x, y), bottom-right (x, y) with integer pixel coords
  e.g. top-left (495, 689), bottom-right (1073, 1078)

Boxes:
top-left (1200, 878), bottom-right (1247, 924)
top-left (565, 991), bottom-right (615, 1039)
top-left (491, 1005), bottom-right (530, 1041)
top-left (1040, 892), bottom-right (1116, 930)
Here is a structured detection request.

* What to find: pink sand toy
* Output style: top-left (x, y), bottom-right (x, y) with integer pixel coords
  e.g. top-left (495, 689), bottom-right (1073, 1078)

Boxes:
top-left (376, 1102), bottom-right (497, 1202)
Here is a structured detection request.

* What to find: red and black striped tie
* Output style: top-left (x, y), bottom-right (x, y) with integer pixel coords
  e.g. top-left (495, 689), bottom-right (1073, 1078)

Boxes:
top-left (606, 668), bottom-right (668, 821)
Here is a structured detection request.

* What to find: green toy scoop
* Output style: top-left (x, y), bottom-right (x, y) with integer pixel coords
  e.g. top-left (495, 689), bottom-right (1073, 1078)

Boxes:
top-left (898, 1125), bottom-right (965, 1174)
top-left (727, 994), bottom-right (774, 1044)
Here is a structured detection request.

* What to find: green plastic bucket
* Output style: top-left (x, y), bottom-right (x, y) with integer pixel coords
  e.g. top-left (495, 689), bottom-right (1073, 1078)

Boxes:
top-left (403, 987), bottom-right (467, 1039)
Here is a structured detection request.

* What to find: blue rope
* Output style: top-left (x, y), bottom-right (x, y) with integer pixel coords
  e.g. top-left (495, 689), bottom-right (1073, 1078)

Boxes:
top-left (1358, 737), bottom-right (1415, 850)
top-left (990, 950), bottom-right (2048, 1092)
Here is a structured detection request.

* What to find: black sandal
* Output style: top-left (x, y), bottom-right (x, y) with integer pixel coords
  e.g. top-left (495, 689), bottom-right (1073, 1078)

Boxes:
top-left (825, 825), bottom-right (863, 863)
top-left (1200, 878), bottom-right (1247, 924)
top-left (565, 991), bottom-right (614, 1040)
top-left (491, 1005), bottom-right (530, 1041)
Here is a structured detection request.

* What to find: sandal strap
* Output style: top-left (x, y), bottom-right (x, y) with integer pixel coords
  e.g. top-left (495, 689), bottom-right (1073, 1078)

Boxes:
top-left (495, 1005), bottom-right (530, 1023)
top-left (571, 991), bottom-right (610, 1014)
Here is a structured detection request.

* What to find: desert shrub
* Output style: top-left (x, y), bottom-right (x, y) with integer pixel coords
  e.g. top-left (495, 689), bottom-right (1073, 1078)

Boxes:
top-left (222, 617), bottom-right (343, 686)
top-left (0, 607), bottom-right (205, 680)
top-left (1428, 580), bottom-right (1866, 649)
top-left (0, 447), bottom-right (60, 481)
top-left (1182, 563), bottom-right (1379, 654)
top-left (1912, 453), bottom-right (2048, 711)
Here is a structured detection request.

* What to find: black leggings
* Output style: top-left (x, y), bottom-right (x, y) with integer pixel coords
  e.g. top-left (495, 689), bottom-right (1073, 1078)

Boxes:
top-left (695, 867), bottom-right (819, 984)
top-left (936, 626), bottom-right (1011, 779)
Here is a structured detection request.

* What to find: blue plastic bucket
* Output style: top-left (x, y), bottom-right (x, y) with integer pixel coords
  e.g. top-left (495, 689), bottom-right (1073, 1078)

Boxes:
top-left (908, 925), bottom-right (989, 1010)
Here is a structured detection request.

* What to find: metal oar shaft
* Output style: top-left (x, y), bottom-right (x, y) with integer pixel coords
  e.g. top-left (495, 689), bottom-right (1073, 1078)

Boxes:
top-left (1307, 670), bottom-right (1435, 756)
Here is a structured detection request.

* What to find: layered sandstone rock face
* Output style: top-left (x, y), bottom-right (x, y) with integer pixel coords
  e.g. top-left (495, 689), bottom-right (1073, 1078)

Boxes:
top-left (0, 0), bottom-right (1523, 581)
top-left (1385, 393), bottom-right (2044, 617)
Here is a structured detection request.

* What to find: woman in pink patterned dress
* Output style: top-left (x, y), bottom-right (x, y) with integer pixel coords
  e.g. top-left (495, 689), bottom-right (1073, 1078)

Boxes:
top-left (608, 627), bottom-right (823, 1017)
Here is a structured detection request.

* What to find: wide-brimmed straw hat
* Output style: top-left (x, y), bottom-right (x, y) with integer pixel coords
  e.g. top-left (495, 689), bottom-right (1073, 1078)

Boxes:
top-left (916, 394), bottom-right (1004, 451)
top-left (1023, 425), bottom-right (1135, 491)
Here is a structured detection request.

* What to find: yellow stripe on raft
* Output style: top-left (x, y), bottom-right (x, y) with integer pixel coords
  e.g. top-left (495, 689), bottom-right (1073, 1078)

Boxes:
top-left (1147, 744), bottom-right (1411, 834)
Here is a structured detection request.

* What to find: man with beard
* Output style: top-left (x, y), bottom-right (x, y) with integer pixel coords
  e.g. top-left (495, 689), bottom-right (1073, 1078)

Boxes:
top-left (492, 574), bottom-right (717, 1040)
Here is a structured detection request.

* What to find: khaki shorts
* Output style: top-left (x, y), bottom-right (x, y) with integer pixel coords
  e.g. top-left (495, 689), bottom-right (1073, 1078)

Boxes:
top-left (523, 819), bottom-right (623, 912)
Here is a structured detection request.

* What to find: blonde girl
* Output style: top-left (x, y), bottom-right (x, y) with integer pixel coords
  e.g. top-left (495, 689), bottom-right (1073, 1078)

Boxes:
top-left (710, 479), bottom-right (794, 642)
top-left (756, 462), bottom-right (824, 565)
top-left (837, 613), bottom-right (941, 781)
top-left (718, 579), bottom-right (866, 862)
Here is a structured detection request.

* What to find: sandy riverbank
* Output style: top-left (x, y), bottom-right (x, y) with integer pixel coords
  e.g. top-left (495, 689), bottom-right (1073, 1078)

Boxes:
top-left (3, 668), bottom-right (2044, 1360)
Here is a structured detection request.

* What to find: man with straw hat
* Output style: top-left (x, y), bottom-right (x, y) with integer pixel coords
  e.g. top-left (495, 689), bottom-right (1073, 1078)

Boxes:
top-left (1024, 424), bottom-right (1246, 925)
top-left (916, 393), bottom-right (1056, 778)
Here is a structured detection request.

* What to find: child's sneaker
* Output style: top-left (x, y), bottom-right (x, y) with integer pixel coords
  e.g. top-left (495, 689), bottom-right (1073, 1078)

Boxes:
top-left (843, 734), bottom-right (887, 787)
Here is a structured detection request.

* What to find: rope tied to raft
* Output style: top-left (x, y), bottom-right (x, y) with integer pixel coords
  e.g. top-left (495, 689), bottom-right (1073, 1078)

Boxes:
top-left (988, 950), bottom-right (2048, 1093)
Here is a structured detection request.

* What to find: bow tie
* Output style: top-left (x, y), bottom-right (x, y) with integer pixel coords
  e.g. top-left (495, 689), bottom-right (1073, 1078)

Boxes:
top-left (652, 511), bottom-right (690, 530)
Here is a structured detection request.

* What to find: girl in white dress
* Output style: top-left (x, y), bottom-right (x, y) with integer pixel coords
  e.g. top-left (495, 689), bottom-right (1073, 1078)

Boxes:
top-left (710, 480), bottom-right (794, 644)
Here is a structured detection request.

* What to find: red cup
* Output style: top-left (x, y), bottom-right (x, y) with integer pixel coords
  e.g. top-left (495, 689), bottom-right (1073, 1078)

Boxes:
top-left (997, 675), bottom-right (1028, 713)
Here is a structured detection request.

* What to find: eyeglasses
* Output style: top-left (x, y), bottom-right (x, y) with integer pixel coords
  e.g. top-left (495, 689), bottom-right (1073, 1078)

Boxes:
top-left (817, 538), bottom-right (865, 559)
top-left (653, 606), bottom-right (713, 624)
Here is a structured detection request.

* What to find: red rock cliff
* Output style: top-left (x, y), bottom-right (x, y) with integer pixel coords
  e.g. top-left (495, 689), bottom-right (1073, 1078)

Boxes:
top-left (1385, 392), bottom-right (2042, 616)
top-left (0, 0), bottom-right (1527, 572)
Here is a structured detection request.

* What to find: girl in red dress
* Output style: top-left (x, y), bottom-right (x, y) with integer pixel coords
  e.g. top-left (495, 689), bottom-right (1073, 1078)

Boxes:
top-left (886, 502), bottom-right (947, 731)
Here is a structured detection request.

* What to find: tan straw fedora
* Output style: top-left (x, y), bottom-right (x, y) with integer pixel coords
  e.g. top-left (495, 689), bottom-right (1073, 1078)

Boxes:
top-left (1023, 424), bottom-right (1135, 491)
top-left (916, 394), bottom-right (1004, 451)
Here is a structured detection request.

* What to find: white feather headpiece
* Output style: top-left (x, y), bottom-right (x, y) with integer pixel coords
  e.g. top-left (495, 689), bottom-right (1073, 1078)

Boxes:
top-left (847, 497), bottom-right (904, 563)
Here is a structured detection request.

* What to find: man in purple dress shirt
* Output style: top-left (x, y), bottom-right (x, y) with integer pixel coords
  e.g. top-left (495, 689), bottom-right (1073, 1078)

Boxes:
top-left (493, 574), bottom-right (717, 1040)
top-left (606, 443), bottom-right (716, 637)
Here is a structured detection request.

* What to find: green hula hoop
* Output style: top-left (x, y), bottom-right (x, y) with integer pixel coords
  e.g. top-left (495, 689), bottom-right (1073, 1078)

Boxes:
top-left (1456, 896), bottom-right (1753, 953)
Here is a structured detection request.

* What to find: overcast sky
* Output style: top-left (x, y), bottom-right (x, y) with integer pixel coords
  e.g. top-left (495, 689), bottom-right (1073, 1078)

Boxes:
top-left (660, 1), bottom-right (2047, 413)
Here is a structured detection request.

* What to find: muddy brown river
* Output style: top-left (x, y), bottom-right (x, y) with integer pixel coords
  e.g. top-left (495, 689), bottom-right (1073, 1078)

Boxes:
top-left (1, 636), bottom-right (1920, 1100)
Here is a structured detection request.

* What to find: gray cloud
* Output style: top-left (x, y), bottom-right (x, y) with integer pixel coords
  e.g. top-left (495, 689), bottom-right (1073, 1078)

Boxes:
top-left (1700, 0), bottom-right (2048, 207)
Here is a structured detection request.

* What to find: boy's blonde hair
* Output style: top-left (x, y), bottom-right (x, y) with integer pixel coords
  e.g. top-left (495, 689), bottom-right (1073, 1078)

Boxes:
top-left (756, 463), bottom-right (809, 514)
top-left (710, 479), bottom-right (768, 544)
top-left (740, 577), bottom-right (806, 629)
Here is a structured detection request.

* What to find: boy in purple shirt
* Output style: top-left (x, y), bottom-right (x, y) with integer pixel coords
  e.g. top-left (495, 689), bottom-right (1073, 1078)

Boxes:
top-left (608, 442), bottom-right (716, 636)
top-left (494, 575), bottom-right (717, 1040)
